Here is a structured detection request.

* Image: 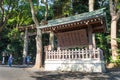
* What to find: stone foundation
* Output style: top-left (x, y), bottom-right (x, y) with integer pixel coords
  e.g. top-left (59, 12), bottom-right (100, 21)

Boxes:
top-left (45, 59), bottom-right (106, 72)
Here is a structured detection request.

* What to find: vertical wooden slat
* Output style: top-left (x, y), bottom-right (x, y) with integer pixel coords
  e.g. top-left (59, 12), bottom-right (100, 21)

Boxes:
top-left (85, 48), bottom-right (88, 58)
top-left (75, 49), bottom-right (77, 59)
top-left (93, 48), bottom-right (95, 59)
top-left (53, 51), bottom-right (55, 59)
top-left (48, 51), bottom-right (50, 59)
top-left (51, 51), bottom-right (54, 59)
top-left (97, 48), bottom-right (100, 60)
top-left (78, 49), bottom-right (80, 59)
top-left (71, 49), bottom-right (73, 59)
top-left (82, 49), bottom-right (84, 59)
top-left (57, 50), bottom-right (59, 59)
top-left (66, 50), bottom-right (67, 59)
top-left (68, 49), bottom-right (70, 59)
top-left (46, 51), bottom-right (47, 59)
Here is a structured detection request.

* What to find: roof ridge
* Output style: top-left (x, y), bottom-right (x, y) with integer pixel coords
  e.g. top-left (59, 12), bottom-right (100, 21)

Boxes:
top-left (48, 8), bottom-right (106, 25)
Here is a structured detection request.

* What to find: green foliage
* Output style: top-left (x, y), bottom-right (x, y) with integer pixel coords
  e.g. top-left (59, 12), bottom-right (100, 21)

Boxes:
top-left (62, 0), bottom-right (73, 16)
top-left (109, 55), bottom-right (120, 67)
top-left (52, 0), bottom-right (73, 18)
top-left (0, 0), bottom-right (119, 64)
top-left (0, 28), bottom-right (10, 53)
top-left (7, 0), bottom-right (33, 26)
top-left (28, 35), bottom-right (36, 63)
top-left (116, 0), bottom-right (120, 9)
top-left (96, 33), bottom-right (110, 62)
top-left (116, 38), bottom-right (120, 43)
top-left (72, 0), bottom-right (88, 14)
top-left (6, 28), bottom-right (23, 55)
top-left (0, 27), bottom-right (23, 64)
top-left (7, 28), bottom-right (20, 40)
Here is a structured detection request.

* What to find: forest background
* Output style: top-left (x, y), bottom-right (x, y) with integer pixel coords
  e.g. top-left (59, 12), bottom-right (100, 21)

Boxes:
top-left (0, 0), bottom-right (120, 66)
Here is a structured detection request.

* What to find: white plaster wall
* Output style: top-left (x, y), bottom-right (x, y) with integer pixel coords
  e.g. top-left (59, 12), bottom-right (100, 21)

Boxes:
top-left (45, 59), bottom-right (106, 72)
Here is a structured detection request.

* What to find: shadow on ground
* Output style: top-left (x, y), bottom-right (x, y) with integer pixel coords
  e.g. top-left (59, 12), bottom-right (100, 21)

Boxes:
top-left (0, 65), bottom-right (33, 68)
top-left (30, 68), bottom-right (120, 80)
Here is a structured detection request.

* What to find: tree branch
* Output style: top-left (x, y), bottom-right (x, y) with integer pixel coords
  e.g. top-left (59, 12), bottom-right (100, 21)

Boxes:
top-left (109, 0), bottom-right (116, 16)
top-left (29, 0), bottom-right (40, 27)
top-left (41, 0), bottom-right (48, 21)
top-left (117, 9), bottom-right (120, 19)
top-left (0, 0), bottom-right (4, 23)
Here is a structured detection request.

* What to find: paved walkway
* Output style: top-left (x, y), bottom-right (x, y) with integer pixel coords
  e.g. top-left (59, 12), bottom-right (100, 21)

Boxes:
top-left (0, 65), bottom-right (35, 80)
top-left (0, 65), bottom-right (120, 80)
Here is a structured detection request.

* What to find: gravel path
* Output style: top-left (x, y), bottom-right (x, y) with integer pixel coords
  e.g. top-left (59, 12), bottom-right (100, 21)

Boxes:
top-left (0, 65), bottom-right (120, 80)
top-left (0, 65), bottom-right (35, 80)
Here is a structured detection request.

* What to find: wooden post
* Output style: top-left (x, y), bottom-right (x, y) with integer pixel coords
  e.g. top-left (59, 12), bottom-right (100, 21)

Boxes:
top-left (89, 0), bottom-right (96, 48)
top-left (88, 25), bottom-right (93, 49)
top-left (92, 34), bottom-right (96, 48)
top-left (2, 52), bottom-right (5, 64)
top-left (49, 32), bottom-right (54, 50)
top-left (23, 28), bottom-right (28, 65)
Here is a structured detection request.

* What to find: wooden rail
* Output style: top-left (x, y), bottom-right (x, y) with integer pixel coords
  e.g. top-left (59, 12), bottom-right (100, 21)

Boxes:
top-left (45, 48), bottom-right (103, 60)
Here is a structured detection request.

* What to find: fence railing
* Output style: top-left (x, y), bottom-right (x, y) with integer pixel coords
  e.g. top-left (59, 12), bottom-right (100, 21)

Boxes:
top-left (45, 48), bottom-right (103, 60)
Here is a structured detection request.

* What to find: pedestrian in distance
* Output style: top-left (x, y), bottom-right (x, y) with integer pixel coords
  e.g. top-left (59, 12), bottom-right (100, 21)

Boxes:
top-left (26, 55), bottom-right (30, 66)
top-left (8, 54), bottom-right (13, 67)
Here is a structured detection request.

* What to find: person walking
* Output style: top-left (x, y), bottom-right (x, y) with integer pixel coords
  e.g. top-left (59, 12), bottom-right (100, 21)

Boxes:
top-left (26, 55), bottom-right (30, 66)
top-left (8, 54), bottom-right (13, 67)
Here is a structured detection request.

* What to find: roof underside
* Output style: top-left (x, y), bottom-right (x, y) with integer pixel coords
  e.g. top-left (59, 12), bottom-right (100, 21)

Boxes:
top-left (38, 8), bottom-right (107, 33)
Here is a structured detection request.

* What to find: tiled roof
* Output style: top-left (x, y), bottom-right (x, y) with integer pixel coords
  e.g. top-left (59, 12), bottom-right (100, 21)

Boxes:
top-left (38, 8), bottom-right (106, 29)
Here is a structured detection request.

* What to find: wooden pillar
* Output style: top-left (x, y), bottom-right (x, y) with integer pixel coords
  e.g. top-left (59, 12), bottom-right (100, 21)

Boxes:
top-left (88, 25), bottom-right (93, 49)
top-left (89, 0), bottom-right (96, 48)
top-left (92, 34), bottom-right (96, 48)
top-left (2, 52), bottom-right (5, 64)
top-left (23, 28), bottom-right (28, 64)
top-left (49, 32), bottom-right (54, 50)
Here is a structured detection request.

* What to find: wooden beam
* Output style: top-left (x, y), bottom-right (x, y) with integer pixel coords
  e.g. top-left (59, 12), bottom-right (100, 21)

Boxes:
top-left (40, 17), bottom-right (105, 33)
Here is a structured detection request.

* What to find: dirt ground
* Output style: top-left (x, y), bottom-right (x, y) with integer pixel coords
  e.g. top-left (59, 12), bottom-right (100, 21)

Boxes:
top-left (0, 65), bottom-right (119, 80)
top-left (27, 67), bottom-right (120, 80)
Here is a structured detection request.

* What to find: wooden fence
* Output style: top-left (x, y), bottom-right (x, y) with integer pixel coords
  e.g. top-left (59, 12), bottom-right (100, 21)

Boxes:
top-left (45, 48), bottom-right (103, 60)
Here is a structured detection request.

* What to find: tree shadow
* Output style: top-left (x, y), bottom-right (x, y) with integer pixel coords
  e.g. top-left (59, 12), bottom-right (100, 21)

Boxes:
top-left (31, 71), bottom-right (84, 80)
top-left (0, 65), bottom-right (33, 69)
top-left (30, 69), bottom-right (120, 80)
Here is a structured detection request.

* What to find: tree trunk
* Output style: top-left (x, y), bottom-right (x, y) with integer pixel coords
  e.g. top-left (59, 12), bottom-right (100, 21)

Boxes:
top-left (0, 26), bottom-right (3, 42)
top-left (23, 29), bottom-right (28, 65)
top-left (88, 0), bottom-right (96, 48)
top-left (89, 0), bottom-right (94, 12)
top-left (111, 15), bottom-right (118, 60)
top-left (109, 0), bottom-right (120, 60)
top-left (0, 25), bottom-right (3, 33)
top-left (34, 29), bottom-right (43, 68)
top-left (29, 0), bottom-right (43, 68)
